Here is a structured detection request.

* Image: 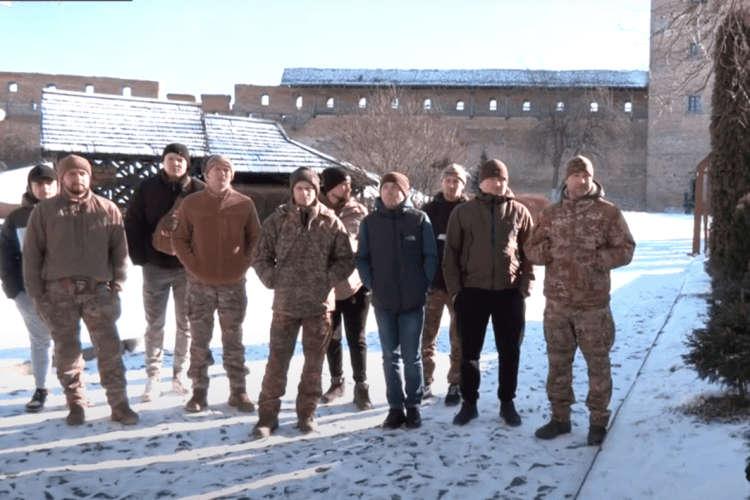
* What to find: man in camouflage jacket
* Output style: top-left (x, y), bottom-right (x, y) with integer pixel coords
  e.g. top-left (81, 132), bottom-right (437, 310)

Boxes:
top-left (252, 167), bottom-right (354, 437)
top-left (525, 155), bottom-right (635, 446)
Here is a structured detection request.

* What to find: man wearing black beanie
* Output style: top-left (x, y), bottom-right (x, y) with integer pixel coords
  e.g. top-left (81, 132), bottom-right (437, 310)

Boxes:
top-left (125, 143), bottom-right (205, 403)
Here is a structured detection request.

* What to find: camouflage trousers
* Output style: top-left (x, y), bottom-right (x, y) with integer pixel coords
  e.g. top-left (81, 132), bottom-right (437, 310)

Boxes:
top-left (421, 287), bottom-right (461, 386)
top-left (257, 311), bottom-right (332, 423)
top-left (543, 300), bottom-right (615, 427)
top-left (37, 280), bottom-right (127, 408)
top-left (142, 263), bottom-right (191, 380)
top-left (186, 277), bottom-right (247, 394)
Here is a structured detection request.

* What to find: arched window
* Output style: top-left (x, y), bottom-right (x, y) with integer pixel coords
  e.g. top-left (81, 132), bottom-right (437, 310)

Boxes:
top-left (358, 97), bottom-right (367, 109)
top-left (489, 99), bottom-right (497, 111)
top-left (45, 84), bottom-right (57, 91)
top-left (31, 100), bottom-right (37, 110)
top-left (556, 101), bottom-right (565, 112)
top-left (122, 86), bottom-right (132, 97)
top-left (296, 96), bottom-right (303, 109)
top-left (424, 98), bottom-right (432, 110)
top-left (85, 84), bottom-right (94, 94)
top-left (326, 97), bottom-right (334, 108)
top-left (8, 82), bottom-right (18, 92)
top-left (261, 94), bottom-right (270, 106)
top-left (624, 101), bottom-right (632, 113)
top-left (590, 102), bottom-right (598, 113)
top-left (391, 98), bottom-right (399, 109)
top-left (522, 100), bottom-right (531, 112)
top-left (456, 100), bottom-right (465, 111)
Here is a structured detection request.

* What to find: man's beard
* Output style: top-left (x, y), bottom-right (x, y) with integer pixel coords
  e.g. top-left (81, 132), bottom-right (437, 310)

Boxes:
top-left (65, 183), bottom-right (88, 196)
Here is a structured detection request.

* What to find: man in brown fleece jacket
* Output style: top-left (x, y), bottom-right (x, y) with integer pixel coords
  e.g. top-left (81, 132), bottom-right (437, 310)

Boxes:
top-left (252, 167), bottom-right (355, 438)
top-left (23, 154), bottom-right (138, 427)
top-left (171, 155), bottom-right (262, 414)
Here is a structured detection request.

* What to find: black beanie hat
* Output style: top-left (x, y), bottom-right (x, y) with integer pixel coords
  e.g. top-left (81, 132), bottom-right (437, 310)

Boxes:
top-left (162, 143), bottom-right (191, 164)
top-left (479, 159), bottom-right (509, 183)
top-left (289, 167), bottom-right (320, 194)
top-left (321, 167), bottom-right (351, 194)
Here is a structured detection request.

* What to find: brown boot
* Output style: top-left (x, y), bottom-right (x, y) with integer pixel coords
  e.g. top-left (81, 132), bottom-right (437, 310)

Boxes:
top-left (111, 402), bottom-right (139, 425)
top-left (298, 417), bottom-right (319, 434)
top-left (66, 403), bottom-right (86, 426)
top-left (252, 413), bottom-right (280, 439)
top-left (228, 392), bottom-right (256, 413)
top-left (353, 381), bottom-right (373, 411)
top-left (185, 388), bottom-right (208, 413)
top-left (320, 376), bottom-right (345, 404)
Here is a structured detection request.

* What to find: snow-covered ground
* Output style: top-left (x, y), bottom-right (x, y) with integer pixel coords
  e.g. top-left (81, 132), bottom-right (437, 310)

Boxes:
top-left (0, 166), bottom-right (747, 500)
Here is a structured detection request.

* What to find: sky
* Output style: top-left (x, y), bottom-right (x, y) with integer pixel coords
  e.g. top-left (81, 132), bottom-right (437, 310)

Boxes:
top-left (0, 0), bottom-right (652, 98)
top-left (1, 168), bottom-right (749, 499)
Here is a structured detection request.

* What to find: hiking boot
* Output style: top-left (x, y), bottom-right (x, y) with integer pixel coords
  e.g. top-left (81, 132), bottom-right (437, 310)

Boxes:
top-left (320, 376), bottom-right (345, 404)
top-left (66, 404), bottom-right (86, 426)
top-left (500, 400), bottom-right (522, 427)
top-left (252, 417), bottom-right (279, 439)
top-left (405, 407), bottom-right (422, 429)
top-left (444, 384), bottom-right (461, 407)
top-left (26, 388), bottom-right (48, 413)
top-left (587, 425), bottom-right (607, 446)
top-left (227, 392), bottom-right (256, 413)
top-left (185, 388), bottom-right (208, 413)
top-left (422, 385), bottom-right (433, 399)
top-left (353, 381), bottom-right (373, 411)
top-left (453, 401), bottom-right (479, 425)
top-left (452, 401), bottom-right (478, 426)
top-left (141, 377), bottom-right (160, 403)
top-left (535, 420), bottom-right (572, 440)
top-left (298, 417), bottom-right (319, 434)
top-left (172, 374), bottom-right (190, 397)
top-left (382, 408), bottom-right (406, 430)
top-left (111, 402), bottom-right (139, 425)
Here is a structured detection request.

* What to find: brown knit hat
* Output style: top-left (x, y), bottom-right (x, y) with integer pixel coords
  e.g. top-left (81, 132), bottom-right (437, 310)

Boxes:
top-left (380, 172), bottom-right (410, 197)
top-left (479, 159), bottom-right (508, 183)
top-left (203, 155), bottom-right (234, 177)
top-left (56, 155), bottom-right (92, 178)
top-left (289, 167), bottom-right (320, 194)
top-left (565, 155), bottom-right (594, 179)
top-left (442, 163), bottom-right (468, 185)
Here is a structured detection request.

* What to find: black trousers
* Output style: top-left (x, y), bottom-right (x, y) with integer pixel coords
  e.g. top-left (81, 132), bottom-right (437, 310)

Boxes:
top-left (326, 286), bottom-right (372, 383)
top-left (455, 287), bottom-right (525, 404)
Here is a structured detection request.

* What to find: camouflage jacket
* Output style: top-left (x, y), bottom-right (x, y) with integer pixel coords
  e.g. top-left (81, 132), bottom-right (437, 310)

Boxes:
top-left (524, 182), bottom-right (635, 309)
top-left (253, 198), bottom-right (355, 317)
top-left (320, 194), bottom-right (368, 300)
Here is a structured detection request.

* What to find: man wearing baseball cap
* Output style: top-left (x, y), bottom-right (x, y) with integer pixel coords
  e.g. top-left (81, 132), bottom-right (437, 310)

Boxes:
top-left (252, 167), bottom-right (354, 437)
top-left (125, 143), bottom-right (205, 402)
top-left (23, 155), bottom-right (138, 426)
top-left (420, 163), bottom-right (470, 407)
top-left (525, 155), bottom-right (635, 446)
top-left (444, 159), bottom-right (535, 428)
top-left (1, 164), bottom-right (58, 412)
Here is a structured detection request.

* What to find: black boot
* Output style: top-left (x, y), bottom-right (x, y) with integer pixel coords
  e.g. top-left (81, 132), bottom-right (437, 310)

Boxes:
top-left (500, 400), bottom-right (522, 427)
top-left (452, 401), bottom-right (478, 426)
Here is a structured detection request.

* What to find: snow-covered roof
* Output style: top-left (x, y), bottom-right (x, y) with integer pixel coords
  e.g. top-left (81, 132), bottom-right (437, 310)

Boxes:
top-left (281, 68), bottom-right (649, 89)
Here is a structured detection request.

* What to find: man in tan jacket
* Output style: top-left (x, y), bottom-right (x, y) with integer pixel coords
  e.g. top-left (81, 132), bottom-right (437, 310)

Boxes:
top-left (23, 155), bottom-right (138, 426)
top-left (252, 167), bottom-right (354, 437)
top-left (172, 155), bottom-right (261, 414)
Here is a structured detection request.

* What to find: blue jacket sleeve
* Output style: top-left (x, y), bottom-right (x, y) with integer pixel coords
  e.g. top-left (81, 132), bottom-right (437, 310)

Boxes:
top-left (355, 217), bottom-right (373, 290)
top-left (421, 215), bottom-right (439, 288)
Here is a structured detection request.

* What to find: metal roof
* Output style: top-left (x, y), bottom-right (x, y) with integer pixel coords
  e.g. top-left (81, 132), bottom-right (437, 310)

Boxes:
top-left (204, 115), bottom-right (344, 174)
top-left (40, 90), bottom-right (209, 156)
top-left (281, 68), bottom-right (649, 89)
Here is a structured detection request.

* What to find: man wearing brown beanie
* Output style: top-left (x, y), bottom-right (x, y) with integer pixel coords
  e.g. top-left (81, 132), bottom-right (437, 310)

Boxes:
top-left (125, 143), bottom-right (205, 403)
top-left (252, 166), bottom-right (354, 438)
top-left (23, 154), bottom-right (138, 426)
top-left (357, 172), bottom-right (438, 430)
top-left (525, 155), bottom-right (634, 446)
top-left (172, 155), bottom-right (261, 415)
top-left (444, 159), bottom-right (535, 428)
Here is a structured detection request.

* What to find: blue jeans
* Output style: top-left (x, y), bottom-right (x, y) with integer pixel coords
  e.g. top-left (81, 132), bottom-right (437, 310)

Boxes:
top-left (373, 307), bottom-right (424, 409)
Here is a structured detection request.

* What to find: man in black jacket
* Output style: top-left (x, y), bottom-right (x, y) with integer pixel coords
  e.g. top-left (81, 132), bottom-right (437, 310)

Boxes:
top-left (125, 143), bottom-right (205, 402)
top-left (420, 163), bottom-right (469, 406)
top-left (0, 165), bottom-right (58, 412)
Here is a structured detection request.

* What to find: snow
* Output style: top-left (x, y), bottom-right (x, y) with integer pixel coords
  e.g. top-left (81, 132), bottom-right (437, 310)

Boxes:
top-left (0, 167), bottom-right (748, 500)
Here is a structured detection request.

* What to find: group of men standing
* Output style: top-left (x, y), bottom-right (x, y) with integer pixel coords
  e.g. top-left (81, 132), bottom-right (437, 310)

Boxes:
top-left (1, 144), bottom-right (634, 446)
